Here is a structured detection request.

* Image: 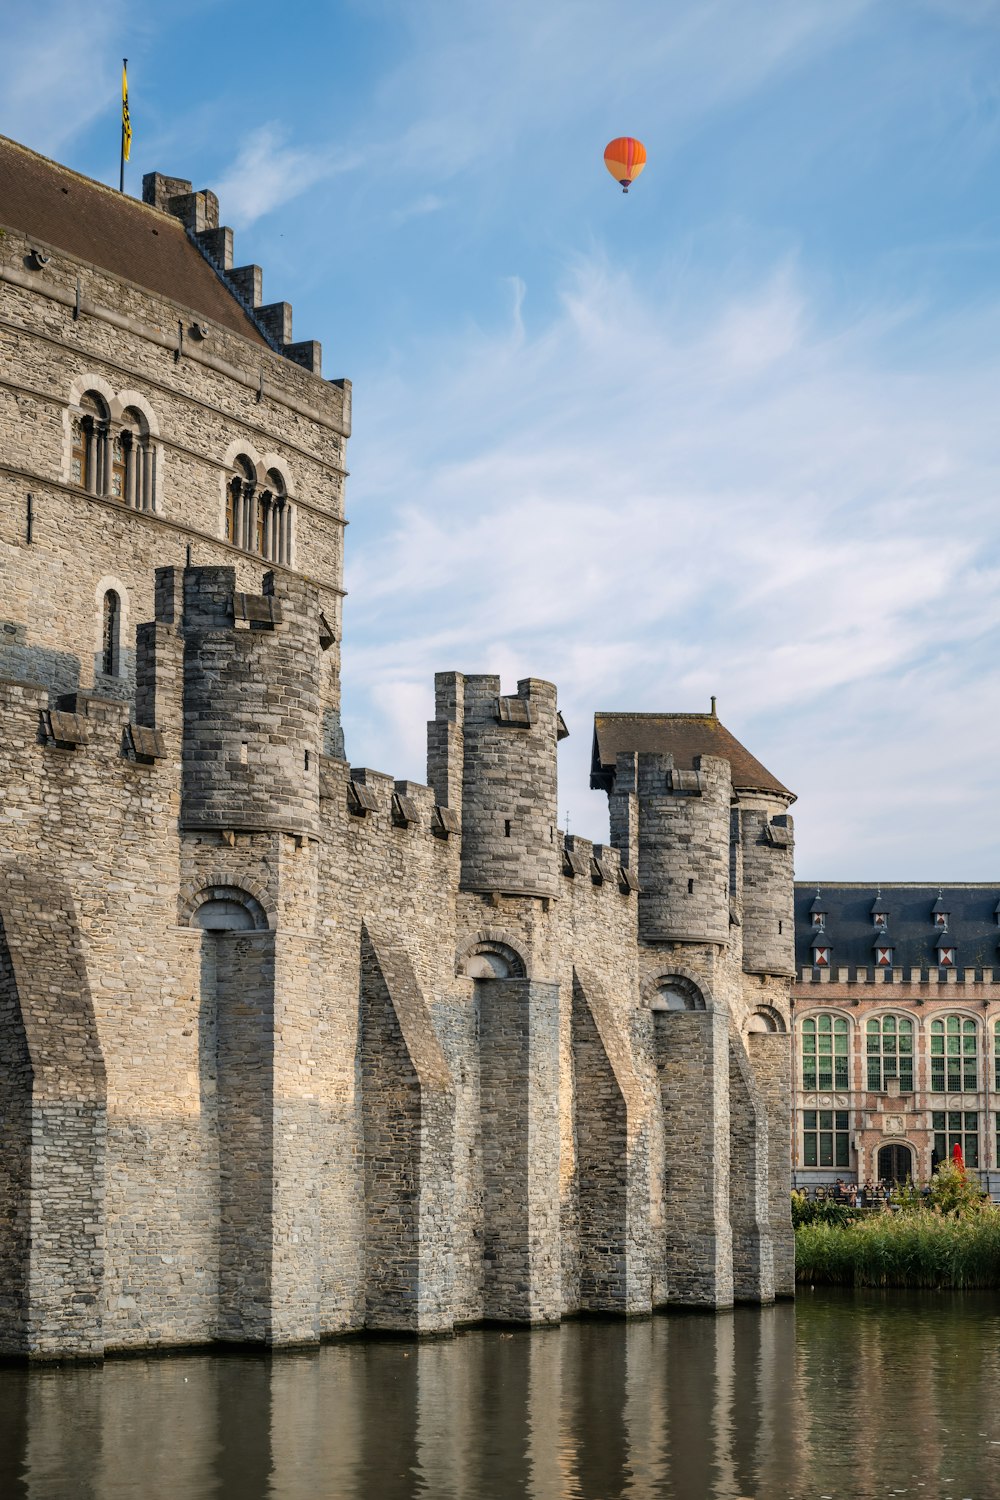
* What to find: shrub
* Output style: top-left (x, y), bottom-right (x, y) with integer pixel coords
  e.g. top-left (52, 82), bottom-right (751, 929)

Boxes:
top-left (791, 1191), bottom-right (855, 1229)
top-left (795, 1202), bottom-right (1000, 1288)
top-left (927, 1160), bottom-right (988, 1217)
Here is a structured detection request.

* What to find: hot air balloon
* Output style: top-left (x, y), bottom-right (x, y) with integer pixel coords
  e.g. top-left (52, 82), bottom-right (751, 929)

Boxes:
top-left (604, 136), bottom-right (646, 194)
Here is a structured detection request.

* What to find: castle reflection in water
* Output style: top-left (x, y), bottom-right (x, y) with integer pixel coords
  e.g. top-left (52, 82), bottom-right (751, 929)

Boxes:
top-left (3, 1291), bottom-right (1000, 1499)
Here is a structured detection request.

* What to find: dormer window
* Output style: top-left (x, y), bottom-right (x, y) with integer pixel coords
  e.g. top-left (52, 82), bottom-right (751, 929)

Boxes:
top-left (870, 891), bottom-right (890, 928)
top-left (935, 928), bottom-right (956, 968)
top-left (811, 930), bottom-right (832, 968)
top-left (873, 937), bottom-right (894, 967)
top-left (932, 892), bottom-right (950, 928)
top-left (809, 889), bottom-right (827, 928)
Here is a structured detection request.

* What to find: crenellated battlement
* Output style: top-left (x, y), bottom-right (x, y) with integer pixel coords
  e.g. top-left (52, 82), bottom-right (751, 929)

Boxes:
top-left (143, 171), bottom-right (324, 374)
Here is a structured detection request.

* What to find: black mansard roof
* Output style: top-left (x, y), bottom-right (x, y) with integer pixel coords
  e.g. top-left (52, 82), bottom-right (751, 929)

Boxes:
top-left (794, 883), bottom-right (1000, 970)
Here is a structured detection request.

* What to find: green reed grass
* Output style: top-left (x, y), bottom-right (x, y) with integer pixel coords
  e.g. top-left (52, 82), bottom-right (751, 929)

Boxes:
top-left (795, 1208), bottom-right (1000, 1288)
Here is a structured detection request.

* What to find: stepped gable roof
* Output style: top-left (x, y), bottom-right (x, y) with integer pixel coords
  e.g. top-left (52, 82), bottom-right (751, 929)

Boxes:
top-left (0, 135), bottom-right (266, 345)
top-left (793, 883), bottom-right (1000, 972)
top-left (590, 710), bottom-right (793, 799)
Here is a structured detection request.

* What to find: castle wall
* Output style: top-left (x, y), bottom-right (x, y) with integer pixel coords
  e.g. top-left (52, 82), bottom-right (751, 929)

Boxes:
top-left (0, 151), bottom-right (797, 1354)
top-left (479, 978), bottom-right (562, 1323)
top-left (728, 1035), bottom-right (774, 1303)
top-left (0, 227), bottom-right (345, 729)
top-left (654, 1007), bottom-right (733, 1308)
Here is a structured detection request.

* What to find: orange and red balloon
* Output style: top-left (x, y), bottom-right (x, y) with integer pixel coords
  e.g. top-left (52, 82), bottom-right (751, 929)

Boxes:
top-left (604, 137), bottom-right (646, 194)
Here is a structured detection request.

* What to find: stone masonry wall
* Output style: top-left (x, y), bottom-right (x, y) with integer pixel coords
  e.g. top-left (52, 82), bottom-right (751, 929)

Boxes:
top-left (0, 227), bottom-right (345, 730)
top-left (0, 166), bottom-right (796, 1353)
top-left (749, 1031), bottom-right (795, 1296)
top-left (654, 1007), bottom-right (734, 1308)
top-left (480, 978), bottom-right (562, 1323)
top-left (728, 1035), bottom-right (774, 1303)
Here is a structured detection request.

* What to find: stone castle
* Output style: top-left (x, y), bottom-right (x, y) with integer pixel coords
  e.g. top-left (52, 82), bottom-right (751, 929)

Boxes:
top-left (0, 135), bottom-right (795, 1359)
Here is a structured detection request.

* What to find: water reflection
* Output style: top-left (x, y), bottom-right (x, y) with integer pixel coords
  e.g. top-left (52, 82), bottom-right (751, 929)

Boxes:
top-left (3, 1292), bottom-right (1000, 1498)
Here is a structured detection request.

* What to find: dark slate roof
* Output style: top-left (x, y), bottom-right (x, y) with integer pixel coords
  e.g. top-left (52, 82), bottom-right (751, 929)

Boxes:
top-left (0, 135), bottom-right (266, 345)
top-left (794, 883), bottom-right (999, 970)
top-left (590, 711), bottom-right (793, 798)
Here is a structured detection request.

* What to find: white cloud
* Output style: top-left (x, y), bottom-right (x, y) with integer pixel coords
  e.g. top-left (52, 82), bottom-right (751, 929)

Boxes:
top-left (341, 249), bottom-right (1000, 875)
top-left (389, 194), bottom-right (446, 226)
top-left (214, 125), bottom-right (358, 226)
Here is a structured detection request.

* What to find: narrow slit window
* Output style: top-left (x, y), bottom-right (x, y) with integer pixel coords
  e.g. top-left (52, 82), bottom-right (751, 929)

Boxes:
top-left (101, 590), bottom-right (120, 676)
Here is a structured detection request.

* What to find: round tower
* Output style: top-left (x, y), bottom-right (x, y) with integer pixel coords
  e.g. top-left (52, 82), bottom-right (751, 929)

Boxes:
top-left (634, 752), bottom-right (732, 944)
top-left (738, 797), bottom-right (795, 976)
top-left (458, 676), bottom-right (561, 900)
top-left (180, 565), bottom-right (321, 836)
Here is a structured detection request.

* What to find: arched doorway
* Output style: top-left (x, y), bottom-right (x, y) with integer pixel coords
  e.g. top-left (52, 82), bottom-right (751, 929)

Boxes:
top-left (877, 1143), bottom-right (914, 1184)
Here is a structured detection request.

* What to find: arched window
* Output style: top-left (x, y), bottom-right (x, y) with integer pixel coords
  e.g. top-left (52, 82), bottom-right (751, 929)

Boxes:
top-left (110, 432), bottom-right (127, 500)
top-left (261, 468), bottom-right (289, 564)
top-left (802, 1014), bottom-right (849, 1090)
top-left (931, 1016), bottom-right (978, 1093)
top-left (117, 407), bottom-right (153, 510)
top-left (993, 1019), bottom-right (1000, 1092)
top-left (227, 455), bottom-right (256, 549)
top-left (101, 590), bottom-right (121, 676)
top-left (866, 1015), bottom-right (914, 1092)
top-left (71, 392), bottom-right (110, 493)
top-left (71, 414), bottom-right (88, 488)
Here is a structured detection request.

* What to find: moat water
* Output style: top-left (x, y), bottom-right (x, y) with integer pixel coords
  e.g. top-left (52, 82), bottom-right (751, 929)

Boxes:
top-left (2, 1289), bottom-right (1000, 1499)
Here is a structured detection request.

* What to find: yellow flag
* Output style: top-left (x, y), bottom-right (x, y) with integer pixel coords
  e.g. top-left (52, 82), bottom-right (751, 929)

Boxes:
top-left (122, 62), bottom-right (132, 162)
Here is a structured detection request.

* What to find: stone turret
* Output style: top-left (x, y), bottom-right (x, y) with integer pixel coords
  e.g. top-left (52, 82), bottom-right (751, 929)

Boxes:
top-left (622, 751), bottom-right (732, 945)
top-left (739, 800), bottom-right (795, 975)
top-left (177, 565), bottom-right (322, 836)
top-left (434, 674), bottom-right (561, 901)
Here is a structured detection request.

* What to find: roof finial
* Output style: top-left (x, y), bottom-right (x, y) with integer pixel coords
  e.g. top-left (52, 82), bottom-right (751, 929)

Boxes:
top-left (710, 695), bottom-right (717, 717)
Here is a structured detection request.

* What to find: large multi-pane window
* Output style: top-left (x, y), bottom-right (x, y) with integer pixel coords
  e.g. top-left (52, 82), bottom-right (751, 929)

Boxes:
top-left (930, 1017), bottom-right (978, 1093)
top-left (803, 1109), bottom-right (850, 1168)
top-left (993, 1021), bottom-right (1000, 1092)
top-left (933, 1110), bottom-right (979, 1169)
top-left (801, 1014), bottom-right (849, 1091)
top-left (866, 1015), bottom-right (914, 1091)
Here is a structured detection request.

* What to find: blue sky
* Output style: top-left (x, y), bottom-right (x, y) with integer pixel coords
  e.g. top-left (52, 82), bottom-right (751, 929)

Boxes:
top-left (5, 0), bottom-right (1000, 877)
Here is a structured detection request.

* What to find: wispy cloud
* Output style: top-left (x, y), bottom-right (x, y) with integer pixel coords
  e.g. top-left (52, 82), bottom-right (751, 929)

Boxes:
top-left (341, 247), bottom-right (1000, 874)
top-left (214, 125), bottom-right (358, 226)
top-left (0, 1), bottom-right (129, 159)
top-left (389, 193), bottom-right (446, 227)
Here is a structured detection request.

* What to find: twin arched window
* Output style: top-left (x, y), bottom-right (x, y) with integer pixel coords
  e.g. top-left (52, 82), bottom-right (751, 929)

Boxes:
top-left (227, 456), bottom-right (292, 564)
top-left (71, 393), bottom-right (155, 510)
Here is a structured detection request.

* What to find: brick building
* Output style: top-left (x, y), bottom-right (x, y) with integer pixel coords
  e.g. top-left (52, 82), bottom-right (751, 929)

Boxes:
top-left (792, 882), bottom-right (1000, 1195)
top-left (0, 135), bottom-right (795, 1359)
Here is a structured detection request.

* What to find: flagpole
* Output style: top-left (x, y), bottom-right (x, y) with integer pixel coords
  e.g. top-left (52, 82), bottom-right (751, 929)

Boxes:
top-left (120, 57), bottom-right (128, 193)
